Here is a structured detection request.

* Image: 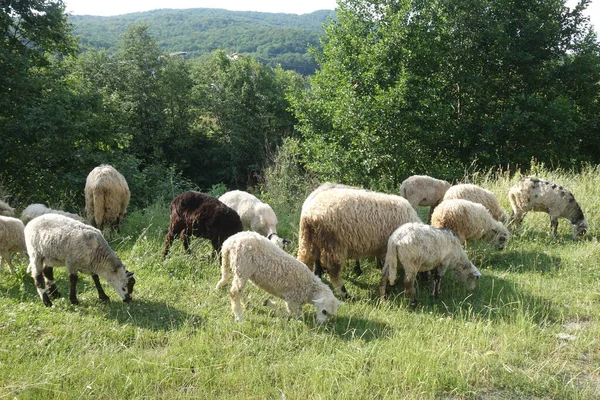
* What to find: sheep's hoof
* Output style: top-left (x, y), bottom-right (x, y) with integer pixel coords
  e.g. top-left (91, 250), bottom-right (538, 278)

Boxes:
top-left (98, 295), bottom-right (110, 303)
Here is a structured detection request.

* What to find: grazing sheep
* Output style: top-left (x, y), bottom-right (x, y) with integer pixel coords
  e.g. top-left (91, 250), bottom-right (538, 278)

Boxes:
top-left (218, 190), bottom-right (289, 248)
top-left (443, 183), bottom-right (508, 222)
top-left (85, 165), bottom-right (130, 230)
top-left (508, 177), bottom-right (588, 240)
top-left (163, 191), bottom-right (243, 259)
top-left (216, 231), bottom-right (342, 324)
top-left (431, 199), bottom-right (510, 250)
top-left (0, 216), bottom-right (27, 273)
top-left (21, 203), bottom-right (86, 225)
top-left (399, 175), bottom-right (452, 222)
top-left (380, 222), bottom-right (481, 300)
top-left (0, 200), bottom-right (15, 217)
top-left (297, 187), bottom-right (422, 297)
top-left (24, 214), bottom-right (135, 306)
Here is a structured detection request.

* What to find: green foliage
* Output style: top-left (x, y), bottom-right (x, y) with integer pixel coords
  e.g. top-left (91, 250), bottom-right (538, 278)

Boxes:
top-left (69, 8), bottom-right (336, 75)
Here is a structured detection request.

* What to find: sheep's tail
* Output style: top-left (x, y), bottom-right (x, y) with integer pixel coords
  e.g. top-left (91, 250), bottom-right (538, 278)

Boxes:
top-left (297, 217), bottom-right (318, 270)
top-left (384, 242), bottom-right (398, 286)
top-left (216, 245), bottom-right (230, 290)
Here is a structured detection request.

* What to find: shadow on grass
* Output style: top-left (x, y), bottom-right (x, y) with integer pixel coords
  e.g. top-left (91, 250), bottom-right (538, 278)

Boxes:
top-left (476, 249), bottom-right (563, 274)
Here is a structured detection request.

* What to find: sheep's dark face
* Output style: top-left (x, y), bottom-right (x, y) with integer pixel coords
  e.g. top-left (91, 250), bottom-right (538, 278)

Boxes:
top-left (572, 220), bottom-right (588, 240)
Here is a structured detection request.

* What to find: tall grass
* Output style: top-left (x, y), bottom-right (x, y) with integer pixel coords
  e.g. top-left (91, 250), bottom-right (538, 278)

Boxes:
top-left (1, 164), bottom-right (599, 399)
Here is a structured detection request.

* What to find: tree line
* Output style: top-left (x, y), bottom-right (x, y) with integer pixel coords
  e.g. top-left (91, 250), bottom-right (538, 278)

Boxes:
top-left (1, 0), bottom-right (599, 212)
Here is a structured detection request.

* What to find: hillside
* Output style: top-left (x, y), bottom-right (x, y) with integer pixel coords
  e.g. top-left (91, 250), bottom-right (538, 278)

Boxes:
top-left (69, 8), bottom-right (336, 75)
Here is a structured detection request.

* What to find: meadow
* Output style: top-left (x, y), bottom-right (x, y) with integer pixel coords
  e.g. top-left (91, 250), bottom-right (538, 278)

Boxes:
top-left (1, 166), bottom-right (599, 399)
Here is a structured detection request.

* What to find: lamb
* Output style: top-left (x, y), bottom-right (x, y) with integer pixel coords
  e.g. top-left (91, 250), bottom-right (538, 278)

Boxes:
top-left (0, 216), bottom-right (27, 273)
top-left (431, 199), bottom-right (510, 250)
top-left (21, 203), bottom-right (86, 225)
top-left (24, 214), bottom-right (135, 306)
top-left (85, 164), bottom-right (130, 230)
top-left (163, 191), bottom-right (243, 259)
top-left (380, 223), bottom-right (481, 301)
top-left (399, 175), bottom-right (452, 222)
top-left (216, 231), bottom-right (342, 324)
top-left (507, 177), bottom-right (588, 240)
top-left (218, 190), bottom-right (289, 248)
top-left (297, 186), bottom-right (422, 297)
top-left (0, 200), bottom-right (15, 216)
top-left (443, 183), bottom-right (508, 222)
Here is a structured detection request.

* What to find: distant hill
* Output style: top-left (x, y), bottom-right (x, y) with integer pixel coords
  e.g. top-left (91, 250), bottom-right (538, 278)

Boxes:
top-left (69, 8), bottom-right (336, 75)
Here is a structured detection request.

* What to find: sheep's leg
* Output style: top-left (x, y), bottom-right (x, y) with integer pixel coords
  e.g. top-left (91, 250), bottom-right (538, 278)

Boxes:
top-left (379, 266), bottom-right (390, 298)
top-left (0, 251), bottom-right (12, 274)
top-left (327, 262), bottom-right (348, 298)
top-left (33, 272), bottom-right (52, 307)
top-left (353, 260), bottom-right (362, 276)
top-left (68, 273), bottom-right (80, 305)
top-left (92, 274), bottom-right (110, 302)
top-left (163, 230), bottom-right (176, 259)
top-left (314, 259), bottom-right (325, 277)
top-left (550, 216), bottom-right (559, 237)
top-left (285, 302), bottom-right (303, 319)
top-left (432, 268), bottom-right (442, 298)
top-left (181, 230), bottom-right (192, 254)
top-left (229, 275), bottom-right (247, 323)
top-left (403, 272), bottom-right (417, 302)
top-left (43, 267), bottom-right (61, 299)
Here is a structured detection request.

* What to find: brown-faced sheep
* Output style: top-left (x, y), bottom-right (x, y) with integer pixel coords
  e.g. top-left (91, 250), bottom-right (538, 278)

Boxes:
top-left (297, 186), bottom-right (422, 298)
top-left (380, 222), bottom-right (481, 301)
top-left (508, 177), bottom-right (588, 240)
top-left (21, 203), bottom-right (86, 225)
top-left (218, 190), bottom-right (289, 248)
top-left (431, 199), bottom-right (510, 250)
top-left (443, 183), bottom-right (508, 223)
top-left (163, 191), bottom-right (243, 259)
top-left (216, 231), bottom-right (342, 324)
top-left (0, 216), bottom-right (27, 273)
top-left (25, 214), bottom-right (135, 306)
top-left (85, 165), bottom-right (130, 230)
top-left (399, 175), bottom-right (452, 222)
top-left (0, 200), bottom-right (15, 217)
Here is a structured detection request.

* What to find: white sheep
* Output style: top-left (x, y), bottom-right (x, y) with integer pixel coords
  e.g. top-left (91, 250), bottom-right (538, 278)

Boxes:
top-left (0, 216), bottom-right (27, 273)
top-left (0, 200), bottom-right (15, 217)
top-left (25, 214), bottom-right (135, 306)
top-left (216, 231), bottom-right (342, 324)
top-left (218, 190), bottom-right (289, 248)
top-left (431, 199), bottom-right (510, 250)
top-left (21, 203), bottom-right (86, 225)
top-left (508, 177), bottom-right (588, 240)
top-left (297, 186), bottom-right (422, 297)
top-left (380, 222), bottom-right (481, 301)
top-left (443, 183), bottom-right (508, 222)
top-left (399, 175), bottom-right (451, 222)
top-left (85, 165), bottom-right (130, 230)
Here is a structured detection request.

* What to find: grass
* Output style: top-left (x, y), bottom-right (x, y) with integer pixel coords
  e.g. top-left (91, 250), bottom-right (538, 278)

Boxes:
top-left (1, 166), bottom-right (600, 399)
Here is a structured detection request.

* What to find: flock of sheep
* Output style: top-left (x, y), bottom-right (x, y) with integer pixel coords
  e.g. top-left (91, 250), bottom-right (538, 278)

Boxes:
top-left (0, 165), bottom-right (589, 324)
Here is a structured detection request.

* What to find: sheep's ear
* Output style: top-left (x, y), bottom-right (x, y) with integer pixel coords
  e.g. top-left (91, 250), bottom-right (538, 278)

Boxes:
top-left (313, 297), bottom-right (325, 305)
top-left (472, 269), bottom-right (482, 277)
top-left (282, 239), bottom-right (291, 246)
top-left (126, 271), bottom-right (134, 278)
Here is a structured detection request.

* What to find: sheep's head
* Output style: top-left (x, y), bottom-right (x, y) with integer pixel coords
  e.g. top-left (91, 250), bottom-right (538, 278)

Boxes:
top-left (487, 224), bottom-right (510, 250)
top-left (571, 219), bottom-right (588, 241)
top-left (268, 233), bottom-right (291, 249)
top-left (453, 262), bottom-right (481, 291)
top-left (313, 295), bottom-right (343, 324)
top-left (105, 265), bottom-right (135, 302)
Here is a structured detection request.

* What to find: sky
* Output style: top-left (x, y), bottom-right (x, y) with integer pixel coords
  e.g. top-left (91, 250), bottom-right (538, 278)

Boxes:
top-left (63, 0), bottom-right (599, 36)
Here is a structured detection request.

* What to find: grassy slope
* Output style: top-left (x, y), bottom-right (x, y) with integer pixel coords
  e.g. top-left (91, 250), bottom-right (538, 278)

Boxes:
top-left (1, 168), bottom-right (599, 399)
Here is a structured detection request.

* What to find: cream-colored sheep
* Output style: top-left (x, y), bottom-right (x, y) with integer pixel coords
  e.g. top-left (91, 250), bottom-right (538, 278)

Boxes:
top-left (297, 187), bottom-right (422, 297)
top-left (216, 231), bottom-right (342, 324)
top-left (21, 203), bottom-right (85, 225)
top-left (380, 222), bottom-right (481, 300)
top-left (399, 175), bottom-right (451, 222)
top-left (0, 200), bottom-right (15, 217)
top-left (0, 216), bottom-right (27, 273)
top-left (431, 199), bottom-right (510, 250)
top-left (219, 190), bottom-right (289, 248)
top-left (85, 165), bottom-right (130, 230)
top-left (443, 183), bottom-right (508, 222)
top-left (508, 177), bottom-right (588, 240)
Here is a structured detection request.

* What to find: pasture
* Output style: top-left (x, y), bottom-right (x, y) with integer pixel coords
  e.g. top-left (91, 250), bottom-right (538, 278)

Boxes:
top-left (1, 167), bottom-right (599, 399)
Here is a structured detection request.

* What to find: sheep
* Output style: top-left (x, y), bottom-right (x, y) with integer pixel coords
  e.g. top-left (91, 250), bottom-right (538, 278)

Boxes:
top-left (398, 175), bottom-right (452, 222)
top-left (443, 183), bottom-right (508, 222)
top-left (507, 177), bottom-right (588, 240)
top-left (24, 214), bottom-right (135, 307)
top-left (0, 200), bottom-right (15, 217)
top-left (21, 203), bottom-right (86, 225)
top-left (216, 231), bottom-right (342, 324)
top-left (431, 199), bottom-right (510, 250)
top-left (379, 222), bottom-right (481, 301)
top-left (163, 191), bottom-right (243, 259)
top-left (0, 216), bottom-right (27, 273)
top-left (297, 186), bottom-right (422, 297)
top-left (218, 190), bottom-right (289, 248)
top-left (85, 164), bottom-right (130, 230)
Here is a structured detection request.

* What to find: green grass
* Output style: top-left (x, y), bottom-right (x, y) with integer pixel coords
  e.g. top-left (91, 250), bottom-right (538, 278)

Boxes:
top-left (1, 167), bottom-right (600, 399)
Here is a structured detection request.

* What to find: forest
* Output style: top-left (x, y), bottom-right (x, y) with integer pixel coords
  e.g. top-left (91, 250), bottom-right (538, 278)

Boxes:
top-left (1, 0), bottom-right (600, 213)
